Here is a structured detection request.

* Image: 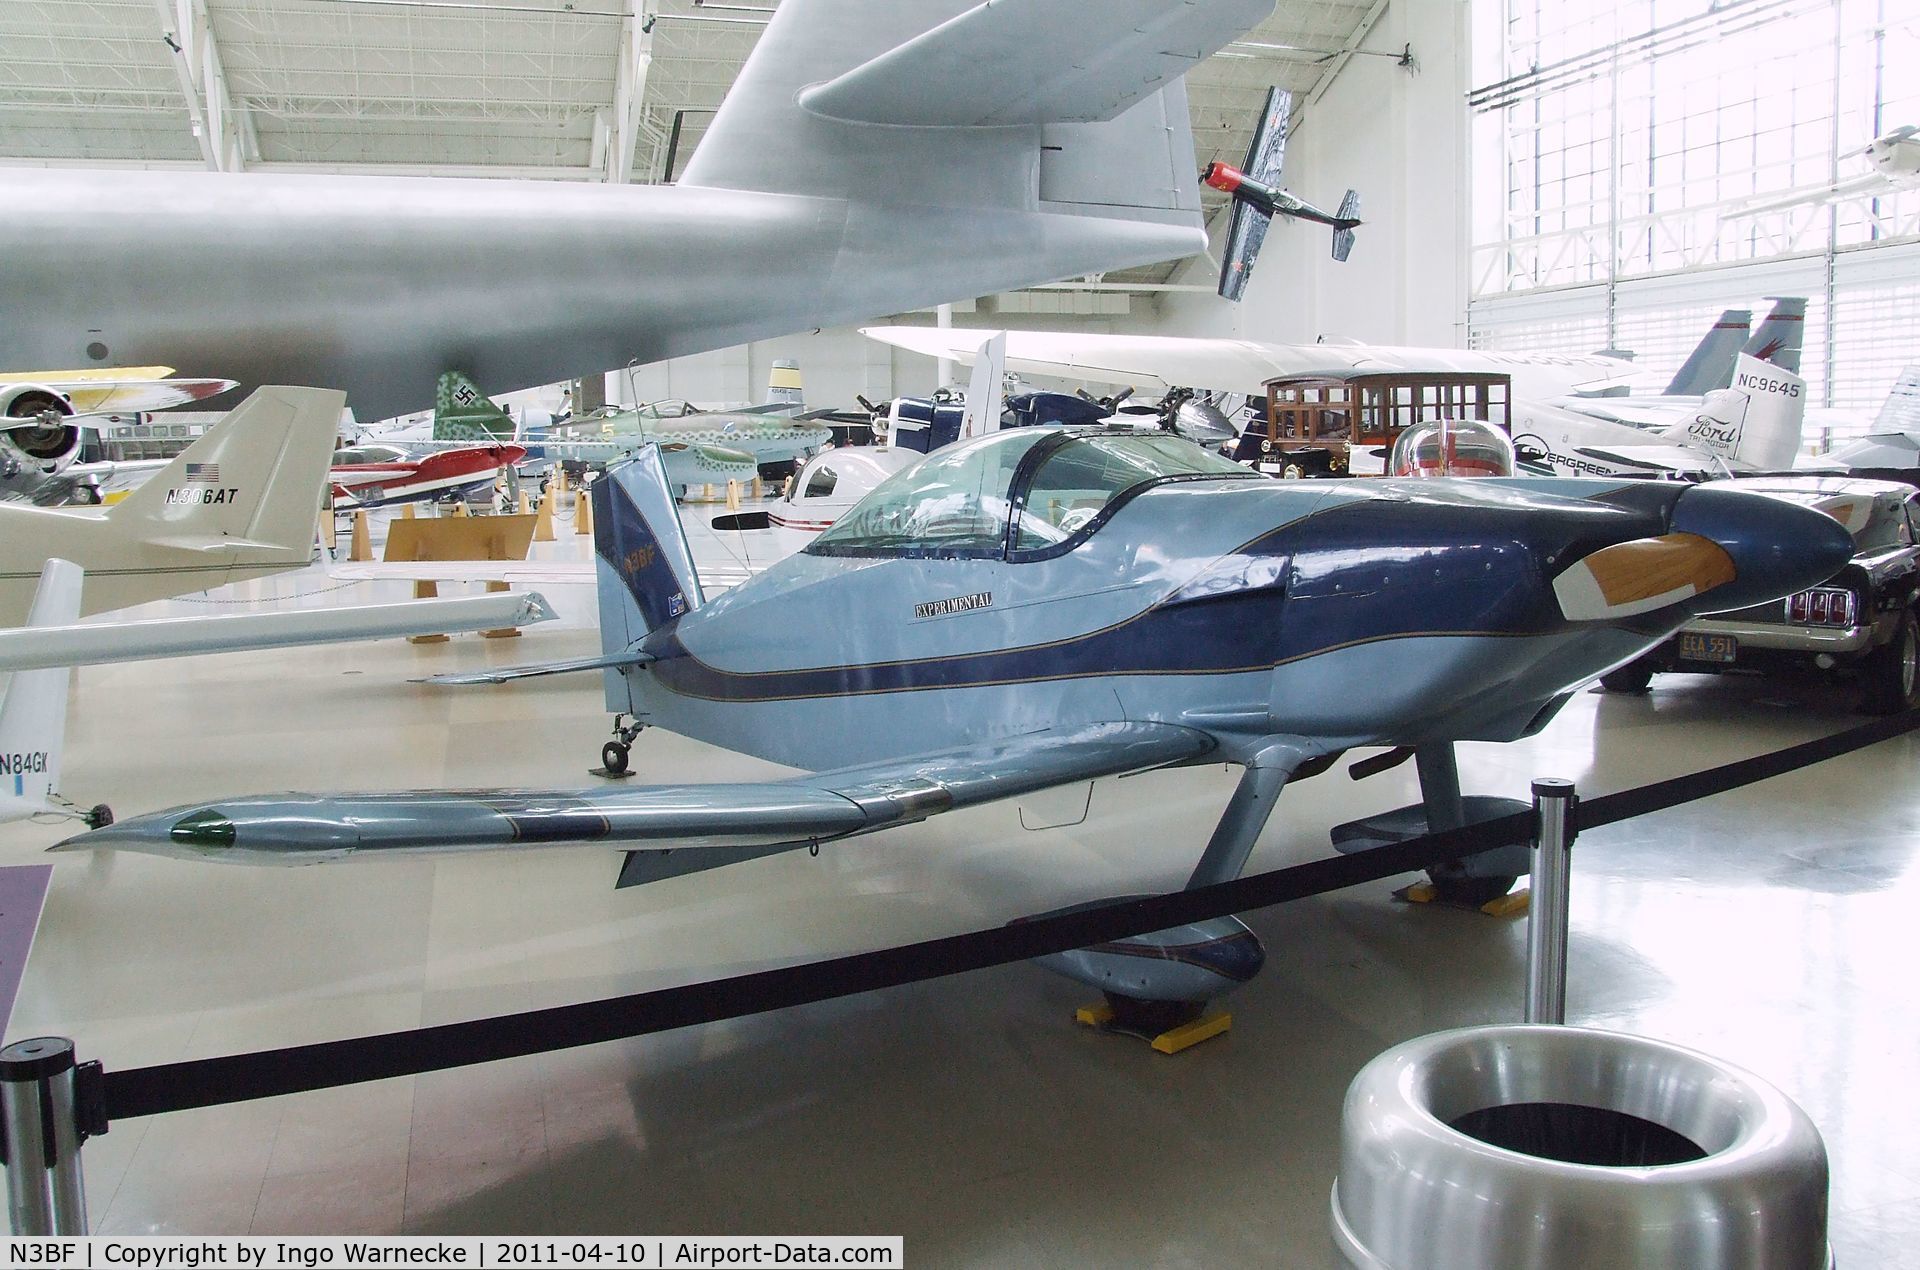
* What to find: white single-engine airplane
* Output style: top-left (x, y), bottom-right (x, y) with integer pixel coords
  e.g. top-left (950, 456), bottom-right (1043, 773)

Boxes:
top-left (0, 368), bottom-right (239, 505)
top-left (69, 434), bottom-right (1851, 1029)
top-left (0, 0), bottom-right (1274, 422)
top-left (864, 305), bottom-right (1811, 479)
top-left (1726, 125), bottom-right (1920, 218)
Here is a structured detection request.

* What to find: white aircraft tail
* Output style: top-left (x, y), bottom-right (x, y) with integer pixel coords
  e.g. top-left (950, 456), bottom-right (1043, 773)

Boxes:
top-left (1874, 365), bottom-right (1920, 433)
top-left (960, 333), bottom-right (1007, 440)
top-left (0, 560), bottom-right (82, 822)
top-left (762, 360), bottom-right (805, 414)
top-left (107, 385), bottom-right (345, 552)
top-left (1665, 353), bottom-right (1807, 470)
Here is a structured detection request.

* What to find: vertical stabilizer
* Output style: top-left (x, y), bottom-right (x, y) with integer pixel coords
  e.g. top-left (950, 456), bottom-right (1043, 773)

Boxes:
top-left (0, 560), bottom-right (82, 822)
top-left (1873, 365), bottom-right (1920, 433)
top-left (593, 445), bottom-right (703, 644)
top-left (762, 360), bottom-right (805, 415)
top-left (436, 372), bottom-right (516, 441)
top-left (1743, 297), bottom-right (1807, 374)
top-left (1665, 308), bottom-right (1752, 395)
top-left (960, 333), bottom-right (1007, 440)
top-left (1668, 353), bottom-right (1806, 470)
top-left (108, 385), bottom-right (344, 552)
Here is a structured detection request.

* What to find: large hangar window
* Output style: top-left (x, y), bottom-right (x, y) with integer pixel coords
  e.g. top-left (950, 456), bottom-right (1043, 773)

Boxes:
top-left (1466, 0), bottom-right (1920, 446)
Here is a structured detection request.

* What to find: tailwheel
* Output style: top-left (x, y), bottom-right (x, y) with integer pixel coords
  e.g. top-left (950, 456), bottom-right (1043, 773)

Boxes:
top-left (594, 714), bottom-right (645, 777)
top-left (85, 804), bottom-right (114, 829)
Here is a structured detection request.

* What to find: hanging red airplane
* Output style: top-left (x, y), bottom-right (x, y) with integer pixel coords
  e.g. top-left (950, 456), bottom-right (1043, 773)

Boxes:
top-left (329, 442), bottom-right (526, 510)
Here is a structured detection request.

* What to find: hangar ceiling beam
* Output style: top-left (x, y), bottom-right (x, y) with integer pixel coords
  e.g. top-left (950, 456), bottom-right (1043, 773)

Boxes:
top-left (150, 0), bottom-right (246, 172)
top-left (1305, 0), bottom-right (1392, 111)
top-left (608, 3), bottom-right (657, 184)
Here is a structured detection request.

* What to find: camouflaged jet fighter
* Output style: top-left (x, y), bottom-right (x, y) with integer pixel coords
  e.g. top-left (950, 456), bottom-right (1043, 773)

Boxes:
top-left (65, 429), bottom-right (1853, 1024)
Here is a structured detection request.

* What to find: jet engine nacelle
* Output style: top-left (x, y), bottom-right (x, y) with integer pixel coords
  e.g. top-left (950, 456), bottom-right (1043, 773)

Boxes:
top-left (0, 382), bottom-right (83, 480)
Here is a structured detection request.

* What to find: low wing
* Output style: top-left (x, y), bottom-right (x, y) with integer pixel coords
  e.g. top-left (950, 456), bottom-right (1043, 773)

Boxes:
top-left (862, 325), bottom-right (1357, 397)
top-left (32, 376), bottom-right (238, 414)
top-left (331, 464), bottom-right (423, 489)
top-left (330, 560), bottom-right (594, 585)
top-left (328, 556), bottom-right (758, 594)
top-left (0, 592), bottom-right (556, 673)
top-left (57, 722), bottom-right (1216, 864)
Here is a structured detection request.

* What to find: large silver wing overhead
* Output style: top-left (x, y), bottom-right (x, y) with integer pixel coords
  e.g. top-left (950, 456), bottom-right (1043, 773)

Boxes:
top-left (796, 0), bottom-right (1271, 127)
top-left (57, 723), bottom-right (1216, 871)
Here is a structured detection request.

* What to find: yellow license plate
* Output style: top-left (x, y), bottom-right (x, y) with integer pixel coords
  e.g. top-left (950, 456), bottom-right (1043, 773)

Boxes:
top-left (1679, 632), bottom-right (1738, 663)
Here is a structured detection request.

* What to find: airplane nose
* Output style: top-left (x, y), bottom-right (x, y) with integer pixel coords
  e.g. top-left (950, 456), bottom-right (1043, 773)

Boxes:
top-left (1670, 483), bottom-right (1856, 614)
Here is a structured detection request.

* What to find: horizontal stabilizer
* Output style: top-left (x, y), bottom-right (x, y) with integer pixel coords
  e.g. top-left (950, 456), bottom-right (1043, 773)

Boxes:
top-left (0, 592), bottom-right (557, 674)
top-left (1573, 444), bottom-right (1715, 473)
top-left (142, 534), bottom-right (294, 553)
top-left (418, 650), bottom-right (655, 686)
top-left (57, 722), bottom-right (1216, 863)
top-left (798, 0), bottom-right (1270, 127)
top-left (1331, 190), bottom-right (1360, 261)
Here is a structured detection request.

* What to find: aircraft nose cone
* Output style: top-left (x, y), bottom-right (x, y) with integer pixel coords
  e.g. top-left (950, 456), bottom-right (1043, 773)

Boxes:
top-left (1671, 483), bottom-right (1855, 613)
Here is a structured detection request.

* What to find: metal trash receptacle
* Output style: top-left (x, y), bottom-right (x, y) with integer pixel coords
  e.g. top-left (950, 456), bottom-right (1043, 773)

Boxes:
top-left (1331, 1025), bottom-right (1830, 1269)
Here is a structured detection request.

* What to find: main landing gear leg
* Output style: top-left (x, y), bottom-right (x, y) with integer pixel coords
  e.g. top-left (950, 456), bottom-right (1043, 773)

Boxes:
top-left (1331, 742), bottom-right (1530, 910)
top-left (594, 715), bottom-right (646, 779)
top-left (1037, 742), bottom-right (1308, 1053)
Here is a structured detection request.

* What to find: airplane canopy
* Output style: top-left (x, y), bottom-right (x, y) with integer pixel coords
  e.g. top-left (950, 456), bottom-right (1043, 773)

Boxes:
top-left (810, 427), bottom-right (1255, 560)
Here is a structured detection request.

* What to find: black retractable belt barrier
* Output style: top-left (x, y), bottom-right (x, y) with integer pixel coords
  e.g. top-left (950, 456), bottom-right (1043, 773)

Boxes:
top-left (100, 710), bottom-right (1920, 1124)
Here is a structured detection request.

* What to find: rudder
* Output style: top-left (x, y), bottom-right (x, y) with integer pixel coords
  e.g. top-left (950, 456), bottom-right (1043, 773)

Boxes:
top-left (592, 446), bottom-right (704, 647)
top-left (1744, 297), bottom-right (1807, 374)
top-left (1665, 308), bottom-right (1751, 396)
top-left (436, 371), bottom-right (516, 442)
top-left (0, 559), bottom-right (82, 820)
top-left (108, 385), bottom-right (343, 552)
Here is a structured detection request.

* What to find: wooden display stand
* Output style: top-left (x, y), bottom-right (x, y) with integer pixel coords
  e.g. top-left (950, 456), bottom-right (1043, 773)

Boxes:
top-left (383, 513), bottom-right (539, 642)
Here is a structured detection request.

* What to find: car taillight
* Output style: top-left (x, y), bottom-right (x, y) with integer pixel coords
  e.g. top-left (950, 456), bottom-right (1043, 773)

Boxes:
top-left (1786, 587), bottom-right (1855, 627)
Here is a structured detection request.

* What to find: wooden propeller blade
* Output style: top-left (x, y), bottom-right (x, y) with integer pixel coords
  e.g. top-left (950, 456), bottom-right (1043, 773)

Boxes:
top-left (1553, 532), bottom-right (1737, 621)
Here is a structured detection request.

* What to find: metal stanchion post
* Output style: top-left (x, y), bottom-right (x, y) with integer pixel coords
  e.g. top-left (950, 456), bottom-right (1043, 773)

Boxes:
top-left (0, 1038), bottom-right (88, 1235)
top-left (1524, 779), bottom-right (1578, 1026)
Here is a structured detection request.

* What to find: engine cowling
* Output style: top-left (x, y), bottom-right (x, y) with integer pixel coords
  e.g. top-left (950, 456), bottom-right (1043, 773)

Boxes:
top-left (0, 382), bottom-right (83, 476)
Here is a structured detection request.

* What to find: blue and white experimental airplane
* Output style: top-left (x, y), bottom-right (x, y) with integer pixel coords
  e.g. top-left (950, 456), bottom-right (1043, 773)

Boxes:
top-left (66, 432), bottom-right (1852, 1023)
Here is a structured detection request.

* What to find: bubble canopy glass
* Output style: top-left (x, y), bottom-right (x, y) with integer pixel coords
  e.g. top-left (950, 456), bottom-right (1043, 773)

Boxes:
top-left (808, 428), bottom-right (1259, 560)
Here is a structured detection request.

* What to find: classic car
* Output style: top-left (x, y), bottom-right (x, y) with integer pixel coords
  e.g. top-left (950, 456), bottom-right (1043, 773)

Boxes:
top-left (1601, 476), bottom-right (1920, 713)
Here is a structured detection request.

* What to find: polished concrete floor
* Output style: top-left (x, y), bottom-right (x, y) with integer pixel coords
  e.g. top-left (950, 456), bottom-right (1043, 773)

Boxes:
top-left (2, 506), bottom-right (1917, 1265)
